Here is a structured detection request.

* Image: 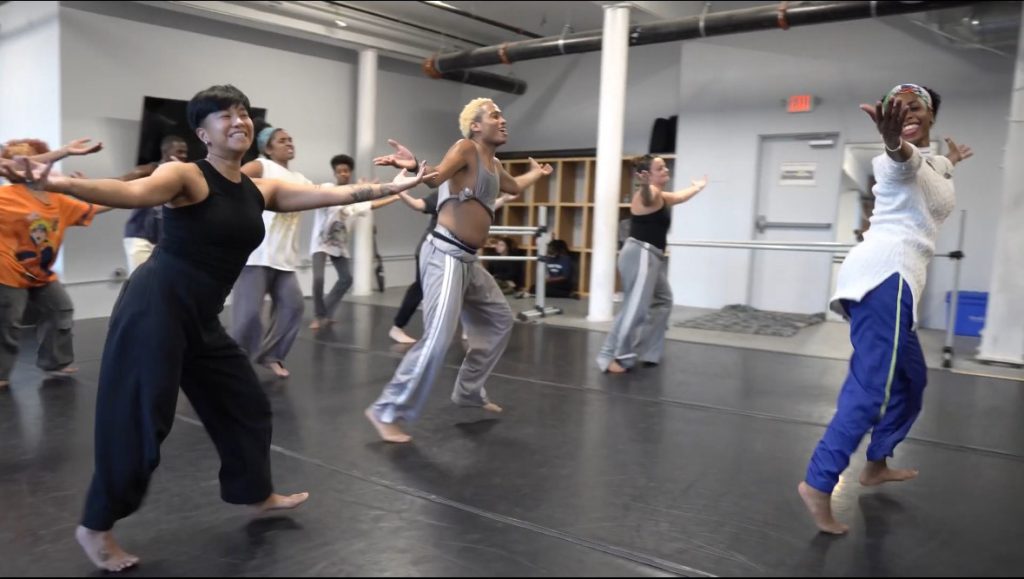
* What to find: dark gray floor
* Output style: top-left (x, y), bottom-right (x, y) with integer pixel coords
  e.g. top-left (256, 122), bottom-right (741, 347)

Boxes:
top-left (2, 300), bottom-right (1023, 576)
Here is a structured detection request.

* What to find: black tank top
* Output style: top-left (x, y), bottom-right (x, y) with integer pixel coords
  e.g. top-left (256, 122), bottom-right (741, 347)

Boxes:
top-left (629, 203), bottom-right (672, 251)
top-left (160, 160), bottom-right (266, 285)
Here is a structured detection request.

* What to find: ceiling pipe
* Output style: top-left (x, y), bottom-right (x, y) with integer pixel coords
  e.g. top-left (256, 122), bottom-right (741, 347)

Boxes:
top-left (322, 0), bottom-right (526, 94)
top-left (432, 68), bottom-right (528, 95)
top-left (417, 0), bottom-right (544, 39)
top-left (424, 0), bottom-right (977, 74)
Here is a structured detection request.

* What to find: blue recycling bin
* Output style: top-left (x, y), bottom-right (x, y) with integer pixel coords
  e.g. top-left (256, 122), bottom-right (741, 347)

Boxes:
top-left (945, 291), bottom-right (988, 337)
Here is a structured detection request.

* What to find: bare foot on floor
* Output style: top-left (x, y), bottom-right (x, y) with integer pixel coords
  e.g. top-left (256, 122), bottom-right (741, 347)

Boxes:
top-left (254, 492), bottom-right (309, 512)
top-left (75, 525), bottom-right (139, 572)
top-left (0, 380), bottom-right (8, 390)
top-left (364, 408), bottom-right (412, 443)
top-left (309, 319), bottom-right (322, 330)
top-left (607, 360), bottom-right (628, 374)
top-left (265, 362), bottom-right (290, 378)
top-left (797, 482), bottom-right (849, 535)
top-left (859, 460), bottom-right (918, 487)
top-left (48, 366), bottom-right (78, 377)
top-left (482, 402), bottom-right (503, 413)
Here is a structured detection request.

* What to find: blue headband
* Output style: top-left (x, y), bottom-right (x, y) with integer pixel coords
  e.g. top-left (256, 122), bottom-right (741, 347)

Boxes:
top-left (257, 127), bottom-right (281, 154)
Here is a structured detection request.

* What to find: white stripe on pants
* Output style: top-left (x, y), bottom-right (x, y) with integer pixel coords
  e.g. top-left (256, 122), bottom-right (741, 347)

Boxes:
top-left (371, 231), bottom-right (513, 424)
top-left (596, 237), bottom-right (673, 371)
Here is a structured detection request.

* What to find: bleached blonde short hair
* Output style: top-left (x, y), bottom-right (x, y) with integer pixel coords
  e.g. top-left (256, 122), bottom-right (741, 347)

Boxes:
top-left (459, 98), bottom-right (495, 139)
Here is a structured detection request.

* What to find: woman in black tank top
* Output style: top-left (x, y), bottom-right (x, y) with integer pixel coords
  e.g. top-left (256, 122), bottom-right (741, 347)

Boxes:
top-left (7, 84), bottom-right (432, 572)
top-left (598, 155), bottom-right (710, 374)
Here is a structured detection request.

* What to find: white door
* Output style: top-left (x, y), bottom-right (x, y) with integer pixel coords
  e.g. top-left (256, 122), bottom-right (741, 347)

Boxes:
top-left (749, 134), bottom-right (842, 314)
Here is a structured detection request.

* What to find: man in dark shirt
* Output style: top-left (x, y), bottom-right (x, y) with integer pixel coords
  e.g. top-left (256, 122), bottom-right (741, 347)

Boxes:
top-left (122, 135), bottom-right (188, 273)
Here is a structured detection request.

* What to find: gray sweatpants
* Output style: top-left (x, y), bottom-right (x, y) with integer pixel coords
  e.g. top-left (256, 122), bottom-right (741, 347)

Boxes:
top-left (597, 237), bottom-right (673, 372)
top-left (0, 282), bottom-right (75, 381)
top-left (230, 266), bottom-right (304, 366)
top-left (371, 226), bottom-right (513, 424)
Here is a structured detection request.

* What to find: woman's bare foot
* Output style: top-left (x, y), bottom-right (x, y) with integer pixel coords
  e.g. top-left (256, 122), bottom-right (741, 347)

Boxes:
top-left (607, 360), bottom-right (628, 374)
top-left (48, 366), bottom-right (78, 377)
top-left (265, 362), bottom-right (290, 378)
top-left (253, 492), bottom-right (310, 512)
top-left (309, 318), bottom-right (322, 330)
top-left (797, 482), bottom-right (849, 535)
top-left (364, 408), bottom-right (412, 443)
top-left (75, 525), bottom-right (139, 572)
top-left (482, 402), bottom-right (503, 413)
top-left (859, 459), bottom-right (918, 487)
top-left (389, 326), bottom-right (417, 344)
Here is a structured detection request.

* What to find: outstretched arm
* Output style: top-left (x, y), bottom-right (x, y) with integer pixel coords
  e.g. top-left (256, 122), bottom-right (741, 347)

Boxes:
top-left (944, 137), bottom-right (973, 167)
top-left (2, 158), bottom-right (189, 208)
top-left (861, 99), bottom-right (912, 163)
top-left (29, 138), bottom-right (104, 164)
top-left (397, 191), bottom-right (427, 212)
top-left (255, 162), bottom-right (435, 213)
top-left (494, 193), bottom-right (516, 210)
top-left (662, 175), bottom-right (709, 206)
top-left (499, 157), bottom-right (553, 195)
top-left (374, 139), bottom-right (473, 189)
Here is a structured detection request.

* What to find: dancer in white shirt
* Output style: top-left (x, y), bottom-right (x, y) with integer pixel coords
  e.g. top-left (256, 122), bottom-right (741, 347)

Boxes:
top-left (798, 84), bottom-right (973, 534)
top-left (232, 127), bottom-right (308, 378)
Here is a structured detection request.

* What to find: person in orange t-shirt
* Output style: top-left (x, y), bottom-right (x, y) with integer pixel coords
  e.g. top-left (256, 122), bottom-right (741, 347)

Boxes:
top-left (0, 138), bottom-right (110, 389)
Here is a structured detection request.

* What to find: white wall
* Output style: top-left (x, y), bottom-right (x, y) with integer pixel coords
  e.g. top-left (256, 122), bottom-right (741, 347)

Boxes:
top-left (669, 18), bottom-right (1014, 330)
top-left (53, 2), bottom-right (457, 318)
top-left (0, 1), bottom-right (61, 146)
top-left (458, 41), bottom-right (681, 155)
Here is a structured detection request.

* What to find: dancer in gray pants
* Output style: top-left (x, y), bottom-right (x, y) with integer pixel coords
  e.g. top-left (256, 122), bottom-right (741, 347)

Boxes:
top-left (597, 155), bottom-right (709, 374)
top-left (366, 97), bottom-right (552, 443)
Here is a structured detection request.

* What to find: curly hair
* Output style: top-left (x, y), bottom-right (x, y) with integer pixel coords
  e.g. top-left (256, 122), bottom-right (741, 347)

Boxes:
top-left (1, 139), bottom-right (50, 159)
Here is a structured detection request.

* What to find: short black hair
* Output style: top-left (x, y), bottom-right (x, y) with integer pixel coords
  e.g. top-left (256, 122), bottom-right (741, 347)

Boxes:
top-left (548, 239), bottom-right (570, 256)
top-left (187, 85), bottom-right (251, 130)
top-left (330, 154), bottom-right (354, 171)
top-left (160, 134), bottom-right (186, 150)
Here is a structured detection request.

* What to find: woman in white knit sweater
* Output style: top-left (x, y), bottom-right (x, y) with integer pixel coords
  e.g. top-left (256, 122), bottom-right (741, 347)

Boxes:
top-left (798, 84), bottom-right (974, 534)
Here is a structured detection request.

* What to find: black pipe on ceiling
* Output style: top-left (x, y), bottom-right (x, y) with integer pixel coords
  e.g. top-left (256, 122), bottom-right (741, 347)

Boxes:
top-left (425, 1), bottom-right (977, 74)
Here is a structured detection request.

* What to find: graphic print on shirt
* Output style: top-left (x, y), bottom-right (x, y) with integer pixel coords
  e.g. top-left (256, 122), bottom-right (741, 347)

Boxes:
top-left (14, 214), bottom-right (59, 280)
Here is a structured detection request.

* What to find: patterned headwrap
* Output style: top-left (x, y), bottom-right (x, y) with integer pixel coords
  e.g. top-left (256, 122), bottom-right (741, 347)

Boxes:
top-left (882, 84), bottom-right (932, 112)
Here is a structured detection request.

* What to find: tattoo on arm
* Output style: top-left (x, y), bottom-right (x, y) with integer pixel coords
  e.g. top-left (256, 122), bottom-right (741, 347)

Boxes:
top-left (350, 185), bottom-right (376, 203)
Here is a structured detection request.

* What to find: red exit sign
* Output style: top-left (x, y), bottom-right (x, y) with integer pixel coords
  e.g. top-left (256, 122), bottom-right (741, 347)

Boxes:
top-left (787, 94), bottom-right (814, 113)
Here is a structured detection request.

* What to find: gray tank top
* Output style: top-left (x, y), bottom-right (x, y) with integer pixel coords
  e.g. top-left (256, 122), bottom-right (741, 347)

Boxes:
top-left (436, 142), bottom-right (500, 219)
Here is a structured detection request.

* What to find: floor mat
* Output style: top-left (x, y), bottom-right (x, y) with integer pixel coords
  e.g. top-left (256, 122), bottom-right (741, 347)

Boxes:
top-left (674, 304), bottom-right (826, 337)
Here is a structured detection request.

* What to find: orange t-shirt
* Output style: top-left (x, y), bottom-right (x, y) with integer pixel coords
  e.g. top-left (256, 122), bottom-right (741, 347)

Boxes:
top-left (0, 184), bottom-right (96, 288)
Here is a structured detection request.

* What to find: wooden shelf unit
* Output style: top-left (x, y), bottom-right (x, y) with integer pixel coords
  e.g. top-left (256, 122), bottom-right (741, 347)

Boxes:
top-left (494, 154), bottom-right (675, 295)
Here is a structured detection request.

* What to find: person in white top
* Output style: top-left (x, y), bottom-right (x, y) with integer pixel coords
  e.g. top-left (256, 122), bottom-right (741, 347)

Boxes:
top-left (309, 154), bottom-right (401, 329)
top-left (231, 127), bottom-right (308, 378)
top-left (799, 84), bottom-right (974, 535)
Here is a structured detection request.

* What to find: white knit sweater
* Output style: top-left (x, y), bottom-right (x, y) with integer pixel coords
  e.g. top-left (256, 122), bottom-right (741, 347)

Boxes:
top-left (831, 144), bottom-right (956, 327)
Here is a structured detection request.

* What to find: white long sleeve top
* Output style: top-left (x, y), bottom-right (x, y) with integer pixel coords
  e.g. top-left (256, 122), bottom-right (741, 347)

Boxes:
top-left (831, 144), bottom-right (956, 327)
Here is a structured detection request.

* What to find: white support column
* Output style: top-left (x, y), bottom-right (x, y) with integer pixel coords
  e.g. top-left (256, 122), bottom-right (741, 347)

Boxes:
top-left (587, 3), bottom-right (631, 322)
top-left (352, 48), bottom-right (378, 296)
top-left (978, 7), bottom-right (1024, 365)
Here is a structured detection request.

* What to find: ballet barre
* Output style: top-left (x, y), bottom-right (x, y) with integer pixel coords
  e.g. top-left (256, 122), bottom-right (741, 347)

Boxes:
top-left (668, 210), bottom-right (968, 369)
top-left (480, 209), bottom-right (563, 321)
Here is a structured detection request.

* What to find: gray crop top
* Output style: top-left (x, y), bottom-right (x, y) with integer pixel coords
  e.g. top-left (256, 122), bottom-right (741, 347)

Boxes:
top-left (436, 141), bottom-right (500, 219)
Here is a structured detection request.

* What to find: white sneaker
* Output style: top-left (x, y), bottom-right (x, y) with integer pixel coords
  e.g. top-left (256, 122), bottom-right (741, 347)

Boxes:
top-left (613, 292), bottom-right (625, 303)
top-left (389, 326), bottom-right (417, 344)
